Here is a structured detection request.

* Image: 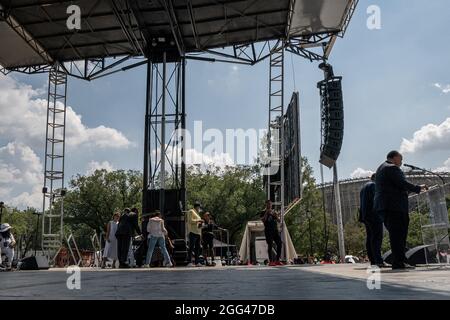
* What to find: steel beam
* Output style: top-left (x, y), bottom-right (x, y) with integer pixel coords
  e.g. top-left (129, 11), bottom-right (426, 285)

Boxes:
top-left (0, 4), bottom-right (54, 65)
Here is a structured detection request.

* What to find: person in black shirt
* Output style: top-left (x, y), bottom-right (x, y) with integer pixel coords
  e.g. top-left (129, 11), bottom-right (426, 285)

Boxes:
top-left (201, 212), bottom-right (219, 266)
top-left (115, 208), bottom-right (141, 268)
top-left (374, 151), bottom-right (427, 269)
top-left (359, 173), bottom-right (388, 267)
top-left (262, 200), bottom-right (283, 266)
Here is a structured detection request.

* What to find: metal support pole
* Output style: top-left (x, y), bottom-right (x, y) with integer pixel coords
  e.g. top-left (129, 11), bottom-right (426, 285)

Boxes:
top-left (333, 163), bottom-right (346, 262)
top-left (34, 212), bottom-right (40, 256)
top-left (160, 52), bottom-right (167, 215)
top-left (307, 211), bottom-right (313, 257)
top-left (181, 59), bottom-right (186, 195)
top-left (143, 60), bottom-right (152, 212)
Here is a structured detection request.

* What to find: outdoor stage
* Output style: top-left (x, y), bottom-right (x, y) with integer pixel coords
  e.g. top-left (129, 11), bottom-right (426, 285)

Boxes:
top-left (1, 264), bottom-right (450, 300)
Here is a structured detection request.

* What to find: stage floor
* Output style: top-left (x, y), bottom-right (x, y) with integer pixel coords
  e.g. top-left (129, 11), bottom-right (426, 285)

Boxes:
top-left (1, 263), bottom-right (450, 300)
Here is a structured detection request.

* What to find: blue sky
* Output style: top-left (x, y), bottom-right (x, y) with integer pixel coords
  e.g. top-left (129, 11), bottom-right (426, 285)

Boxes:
top-left (1, 0), bottom-right (450, 208)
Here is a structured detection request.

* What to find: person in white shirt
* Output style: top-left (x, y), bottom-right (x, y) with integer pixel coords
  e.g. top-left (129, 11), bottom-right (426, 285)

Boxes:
top-left (101, 212), bottom-right (120, 268)
top-left (0, 223), bottom-right (16, 270)
top-left (143, 211), bottom-right (173, 268)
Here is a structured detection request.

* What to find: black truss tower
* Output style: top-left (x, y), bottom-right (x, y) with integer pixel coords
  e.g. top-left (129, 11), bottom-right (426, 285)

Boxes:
top-left (143, 54), bottom-right (186, 241)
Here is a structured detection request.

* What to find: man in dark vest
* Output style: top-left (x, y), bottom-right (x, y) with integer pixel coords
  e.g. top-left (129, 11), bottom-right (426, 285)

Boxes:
top-left (374, 151), bottom-right (427, 270)
top-left (359, 173), bottom-right (388, 267)
top-left (115, 208), bottom-right (141, 268)
top-left (262, 200), bottom-right (283, 266)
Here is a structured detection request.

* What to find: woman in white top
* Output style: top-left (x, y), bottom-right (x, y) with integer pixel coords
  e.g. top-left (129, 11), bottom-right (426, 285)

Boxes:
top-left (102, 212), bottom-right (120, 268)
top-left (0, 223), bottom-right (16, 270)
top-left (144, 211), bottom-right (173, 268)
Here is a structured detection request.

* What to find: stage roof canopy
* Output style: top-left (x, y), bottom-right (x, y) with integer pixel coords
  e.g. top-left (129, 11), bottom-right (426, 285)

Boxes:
top-left (0, 0), bottom-right (356, 68)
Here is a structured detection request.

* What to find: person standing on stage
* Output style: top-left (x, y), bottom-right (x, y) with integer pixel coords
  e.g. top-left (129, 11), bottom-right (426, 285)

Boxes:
top-left (102, 212), bottom-right (120, 268)
top-left (115, 208), bottom-right (141, 268)
top-left (262, 200), bottom-right (283, 266)
top-left (374, 151), bottom-right (427, 270)
top-left (186, 202), bottom-right (204, 267)
top-left (359, 174), bottom-right (389, 268)
top-left (201, 212), bottom-right (219, 266)
top-left (126, 208), bottom-right (141, 267)
top-left (0, 223), bottom-right (16, 270)
top-left (143, 210), bottom-right (173, 268)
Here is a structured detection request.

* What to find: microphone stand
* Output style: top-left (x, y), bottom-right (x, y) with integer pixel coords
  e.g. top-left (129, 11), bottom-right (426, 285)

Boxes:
top-left (406, 165), bottom-right (446, 186)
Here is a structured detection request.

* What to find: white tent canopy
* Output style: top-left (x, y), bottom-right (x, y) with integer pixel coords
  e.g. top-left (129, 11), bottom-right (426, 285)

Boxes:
top-left (239, 221), bottom-right (297, 264)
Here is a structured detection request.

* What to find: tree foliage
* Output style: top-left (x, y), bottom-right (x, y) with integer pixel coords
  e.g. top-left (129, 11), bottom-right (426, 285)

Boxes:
top-left (63, 169), bottom-right (142, 237)
top-left (1, 207), bottom-right (39, 257)
top-left (3, 161), bottom-right (449, 255)
top-left (185, 164), bottom-right (266, 244)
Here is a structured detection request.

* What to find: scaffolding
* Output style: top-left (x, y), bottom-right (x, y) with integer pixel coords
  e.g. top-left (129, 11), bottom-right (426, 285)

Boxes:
top-left (143, 55), bottom-right (187, 247)
top-left (41, 64), bottom-right (67, 264)
top-left (266, 46), bottom-right (286, 259)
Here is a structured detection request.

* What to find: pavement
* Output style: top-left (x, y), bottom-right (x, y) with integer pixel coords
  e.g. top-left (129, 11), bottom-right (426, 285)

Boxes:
top-left (1, 263), bottom-right (450, 300)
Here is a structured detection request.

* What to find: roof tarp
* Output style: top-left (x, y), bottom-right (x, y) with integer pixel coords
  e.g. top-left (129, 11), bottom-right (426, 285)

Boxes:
top-left (0, 0), bottom-right (355, 68)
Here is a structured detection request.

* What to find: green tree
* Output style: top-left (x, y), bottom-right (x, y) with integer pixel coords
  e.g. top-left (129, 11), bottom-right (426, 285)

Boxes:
top-left (285, 158), bottom-right (336, 259)
top-left (62, 169), bottom-right (142, 248)
top-left (186, 164), bottom-right (266, 245)
top-left (1, 206), bottom-right (39, 257)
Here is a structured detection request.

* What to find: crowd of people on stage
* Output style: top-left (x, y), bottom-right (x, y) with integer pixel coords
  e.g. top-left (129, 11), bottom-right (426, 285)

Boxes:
top-left (101, 203), bottom-right (225, 269)
top-left (92, 149), bottom-right (433, 271)
top-left (359, 150), bottom-right (428, 270)
top-left (0, 150), bottom-right (429, 271)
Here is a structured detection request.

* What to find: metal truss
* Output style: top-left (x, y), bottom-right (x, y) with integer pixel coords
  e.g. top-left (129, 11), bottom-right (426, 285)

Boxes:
top-left (267, 48), bottom-right (285, 218)
top-left (185, 32), bottom-right (337, 66)
top-left (1, 0), bottom-right (359, 77)
top-left (266, 47), bottom-right (288, 260)
top-left (41, 64), bottom-right (67, 264)
top-left (109, 0), bottom-right (145, 56)
top-left (0, 56), bottom-right (147, 81)
top-left (0, 64), bottom-right (52, 75)
top-left (143, 56), bottom-right (186, 214)
top-left (183, 0), bottom-right (358, 64)
top-left (60, 55), bottom-right (147, 80)
top-left (0, 3), bottom-right (54, 65)
top-left (339, 0), bottom-right (359, 38)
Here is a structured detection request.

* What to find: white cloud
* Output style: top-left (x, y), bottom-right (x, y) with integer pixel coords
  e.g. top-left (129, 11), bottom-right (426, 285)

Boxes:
top-left (206, 65), bottom-right (241, 93)
top-left (0, 74), bottom-right (130, 150)
top-left (86, 160), bottom-right (114, 175)
top-left (434, 83), bottom-right (450, 94)
top-left (434, 157), bottom-right (450, 173)
top-left (350, 168), bottom-right (374, 179)
top-left (151, 146), bottom-right (234, 171)
top-left (9, 185), bottom-right (43, 210)
top-left (0, 74), bottom-right (132, 209)
top-left (185, 148), bottom-right (234, 169)
top-left (400, 118), bottom-right (450, 154)
top-left (0, 142), bottom-right (42, 185)
top-left (0, 142), bottom-right (43, 209)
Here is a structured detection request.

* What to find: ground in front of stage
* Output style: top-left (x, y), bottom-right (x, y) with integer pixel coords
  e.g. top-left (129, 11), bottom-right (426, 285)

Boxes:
top-left (1, 264), bottom-right (449, 299)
